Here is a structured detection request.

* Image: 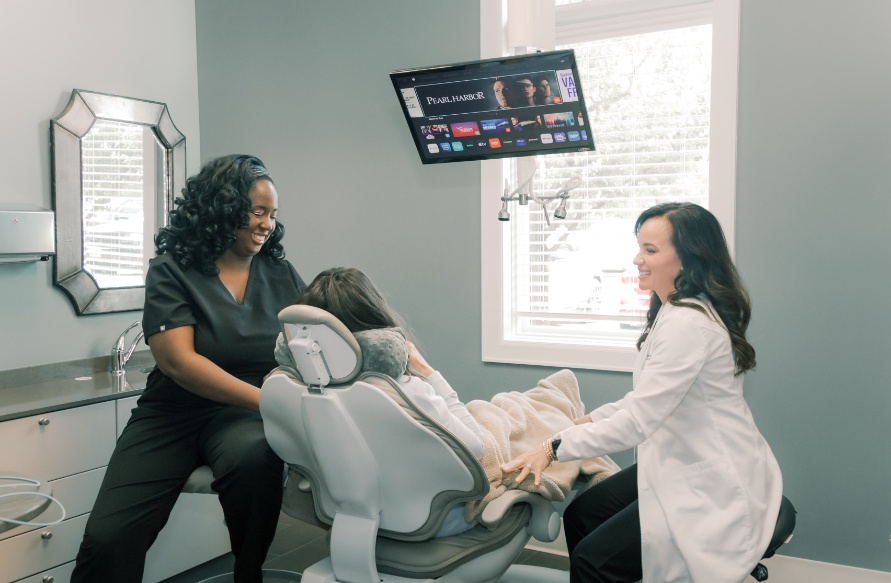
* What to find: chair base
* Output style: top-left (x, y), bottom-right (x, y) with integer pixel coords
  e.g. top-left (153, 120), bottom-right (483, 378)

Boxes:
top-left (297, 558), bottom-right (570, 583)
top-left (196, 569), bottom-right (302, 582)
top-left (497, 564), bottom-right (570, 583)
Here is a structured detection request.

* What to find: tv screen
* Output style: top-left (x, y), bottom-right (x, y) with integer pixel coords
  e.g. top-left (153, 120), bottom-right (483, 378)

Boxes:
top-left (390, 49), bottom-right (594, 164)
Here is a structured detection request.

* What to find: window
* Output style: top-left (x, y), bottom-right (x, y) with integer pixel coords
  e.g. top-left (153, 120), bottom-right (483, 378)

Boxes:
top-left (82, 120), bottom-right (157, 288)
top-left (481, 0), bottom-right (739, 371)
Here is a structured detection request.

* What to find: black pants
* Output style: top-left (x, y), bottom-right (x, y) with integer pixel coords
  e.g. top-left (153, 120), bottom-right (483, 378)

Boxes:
top-left (564, 464), bottom-right (642, 583)
top-left (71, 401), bottom-right (284, 583)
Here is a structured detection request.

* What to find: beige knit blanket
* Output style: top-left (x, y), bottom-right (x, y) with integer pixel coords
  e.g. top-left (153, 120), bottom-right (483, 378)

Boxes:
top-left (464, 368), bottom-right (620, 522)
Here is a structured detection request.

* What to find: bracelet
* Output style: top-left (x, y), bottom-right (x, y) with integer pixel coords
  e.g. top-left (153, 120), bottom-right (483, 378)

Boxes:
top-left (543, 437), bottom-right (558, 463)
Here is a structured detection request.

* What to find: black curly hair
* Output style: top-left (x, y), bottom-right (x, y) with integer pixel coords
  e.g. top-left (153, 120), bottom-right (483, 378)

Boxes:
top-left (634, 202), bottom-right (756, 375)
top-left (154, 154), bottom-right (286, 275)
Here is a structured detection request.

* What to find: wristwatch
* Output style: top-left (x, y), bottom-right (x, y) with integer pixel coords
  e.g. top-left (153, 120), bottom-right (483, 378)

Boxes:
top-left (551, 437), bottom-right (561, 455)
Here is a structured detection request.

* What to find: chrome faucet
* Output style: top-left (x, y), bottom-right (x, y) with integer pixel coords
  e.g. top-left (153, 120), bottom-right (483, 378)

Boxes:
top-left (111, 321), bottom-right (145, 375)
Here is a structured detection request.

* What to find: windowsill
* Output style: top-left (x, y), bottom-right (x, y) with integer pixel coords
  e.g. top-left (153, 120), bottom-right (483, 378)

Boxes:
top-left (482, 336), bottom-right (637, 372)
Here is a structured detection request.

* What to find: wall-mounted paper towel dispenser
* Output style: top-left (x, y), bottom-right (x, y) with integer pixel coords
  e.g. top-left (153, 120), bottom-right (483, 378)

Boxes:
top-left (0, 204), bottom-right (56, 263)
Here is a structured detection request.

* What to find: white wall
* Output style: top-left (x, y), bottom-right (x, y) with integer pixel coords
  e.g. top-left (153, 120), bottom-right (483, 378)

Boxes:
top-left (0, 0), bottom-right (201, 371)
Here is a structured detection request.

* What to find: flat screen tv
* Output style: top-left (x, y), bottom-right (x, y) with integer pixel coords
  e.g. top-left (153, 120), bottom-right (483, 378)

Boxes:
top-left (390, 49), bottom-right (594, 164)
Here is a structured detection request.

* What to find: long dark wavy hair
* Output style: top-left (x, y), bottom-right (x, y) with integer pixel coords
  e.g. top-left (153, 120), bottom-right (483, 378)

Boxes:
top-left (635, 202), bottom-right (755, 375)
top-left (154, 154), bottom-right (286, 275)
top-left (296, 267), bottom-right (411, 336)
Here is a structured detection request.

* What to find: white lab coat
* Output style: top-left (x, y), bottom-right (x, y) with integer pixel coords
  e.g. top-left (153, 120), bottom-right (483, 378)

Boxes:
top-left (557, 299), bottom-right (782, 583)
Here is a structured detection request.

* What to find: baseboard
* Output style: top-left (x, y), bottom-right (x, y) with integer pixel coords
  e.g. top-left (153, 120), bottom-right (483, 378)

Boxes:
top-left (526, 533), bottom-right (889, 583)
top-left (754, 555), bottom-right (890, 583)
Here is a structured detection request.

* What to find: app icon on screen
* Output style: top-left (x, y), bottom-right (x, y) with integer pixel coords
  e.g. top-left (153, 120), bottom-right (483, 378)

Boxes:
top-left (450, 121), bottom-right (481, 137)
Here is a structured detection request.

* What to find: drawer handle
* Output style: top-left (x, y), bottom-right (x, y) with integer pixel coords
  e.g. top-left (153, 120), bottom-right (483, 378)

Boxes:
top-left (38, 418), bottom-right (51, 426)
top-left (43, 577), bottom-right (55, 583)
top-left (40, 530), bottom-right (53, 540)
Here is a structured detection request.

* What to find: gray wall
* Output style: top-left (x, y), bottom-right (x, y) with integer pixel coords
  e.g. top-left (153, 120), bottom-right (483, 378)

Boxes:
top-left (195, 0), bottom-right (890, 572)
top-left (0, 0), bottom-right (201, 371)
top-left (193, 0), bottom-right (634, 417)
top-left (735, 0), bottom-right (891, 571)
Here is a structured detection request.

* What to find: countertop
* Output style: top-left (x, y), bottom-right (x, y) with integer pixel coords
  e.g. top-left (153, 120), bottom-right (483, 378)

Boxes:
top-left (0, 353), bottom-right (154, 422)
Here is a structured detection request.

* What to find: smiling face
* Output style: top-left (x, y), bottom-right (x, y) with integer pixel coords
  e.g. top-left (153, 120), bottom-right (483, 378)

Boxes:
top-left (634, 216), bottom-right (683, 303)
top-left (229, 178), bottom-right (278, 259)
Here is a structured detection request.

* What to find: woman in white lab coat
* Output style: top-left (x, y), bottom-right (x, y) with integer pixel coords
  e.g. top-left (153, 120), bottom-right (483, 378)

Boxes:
top-left (503, 202), bottom-right (783, 583)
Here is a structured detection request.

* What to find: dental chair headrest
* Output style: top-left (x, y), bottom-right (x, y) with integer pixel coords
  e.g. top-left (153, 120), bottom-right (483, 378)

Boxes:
top-left (277, 305), bottom-right (362, 386)
top-left (275, 305), bottom-right (410, 386)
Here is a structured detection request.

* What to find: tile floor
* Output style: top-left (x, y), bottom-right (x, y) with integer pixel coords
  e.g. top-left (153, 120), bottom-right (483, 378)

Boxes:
top-left (161, 511), bottom-right (569, 582)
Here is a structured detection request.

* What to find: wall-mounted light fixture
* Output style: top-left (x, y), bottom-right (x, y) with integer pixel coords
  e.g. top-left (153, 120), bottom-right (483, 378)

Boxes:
top-left (497, 161), bottom-right (581, 227)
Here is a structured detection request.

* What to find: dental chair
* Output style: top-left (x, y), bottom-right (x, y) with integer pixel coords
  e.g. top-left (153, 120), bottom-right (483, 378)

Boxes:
top-left (259, 305), bottom-right (567, 583)
top-left (258, 305), bottom-right (796, 583)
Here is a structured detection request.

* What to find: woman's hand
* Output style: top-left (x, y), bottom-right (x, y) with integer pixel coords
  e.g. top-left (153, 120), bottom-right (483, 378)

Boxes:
top-left (501, 446), bottom-right (552, 487)
top-left (406, 341), bottom-right (435, 378)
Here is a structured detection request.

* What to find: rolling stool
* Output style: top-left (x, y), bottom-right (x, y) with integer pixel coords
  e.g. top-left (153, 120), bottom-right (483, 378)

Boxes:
top-left (182, 465), bottom-right (302, 583)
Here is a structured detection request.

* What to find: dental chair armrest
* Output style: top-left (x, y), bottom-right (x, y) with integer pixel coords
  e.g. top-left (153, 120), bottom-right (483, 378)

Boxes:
top-left (479, 490), bottom-right (561, 542)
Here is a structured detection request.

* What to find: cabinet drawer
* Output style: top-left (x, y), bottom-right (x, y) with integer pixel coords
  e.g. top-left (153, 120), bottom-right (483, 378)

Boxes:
top-left (116, 395), bottom-right (139, 438)
top-left (0, 467), bottom-right (105, 542)
top-left (50, 468), bottom-right (106, 521)
top-left (0, 402), bottom-right (116, 481)
top-left (14, 560), bottom-right (74, 583)
top-left (0, 514), bottom-right (88, 583)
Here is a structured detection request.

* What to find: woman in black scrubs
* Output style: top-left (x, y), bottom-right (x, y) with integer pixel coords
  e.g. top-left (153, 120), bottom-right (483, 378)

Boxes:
top-left (72, 155), bottom-right (306, 583)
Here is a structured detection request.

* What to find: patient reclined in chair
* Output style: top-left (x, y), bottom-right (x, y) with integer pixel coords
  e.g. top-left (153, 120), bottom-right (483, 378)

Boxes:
top-left (260, 305), bottom-right (599, 583)
top-left (270, 309), bottom-right (617, 533)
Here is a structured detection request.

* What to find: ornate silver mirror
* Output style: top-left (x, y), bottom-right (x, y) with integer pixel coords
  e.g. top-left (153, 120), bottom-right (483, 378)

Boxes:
top-left (51, 89), bottom-right (186, 315)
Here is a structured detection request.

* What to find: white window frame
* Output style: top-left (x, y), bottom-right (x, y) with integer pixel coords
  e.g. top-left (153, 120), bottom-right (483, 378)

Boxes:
top-left (480, 0), bottom-right (740, 372)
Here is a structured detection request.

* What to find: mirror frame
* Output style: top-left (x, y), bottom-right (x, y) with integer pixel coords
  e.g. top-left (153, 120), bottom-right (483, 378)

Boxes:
top-left (51, 89), bottom-right (186, 315)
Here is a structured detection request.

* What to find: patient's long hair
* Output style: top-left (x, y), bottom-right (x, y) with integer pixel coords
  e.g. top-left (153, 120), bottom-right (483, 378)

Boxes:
top-left (635, 202), bottom-right (755, 375)
top-left (297, 267), bottom-right (410, 336)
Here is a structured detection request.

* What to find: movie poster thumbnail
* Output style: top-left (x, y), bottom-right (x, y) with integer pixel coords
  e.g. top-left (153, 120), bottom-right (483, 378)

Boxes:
top-left (543, 112), bottom-right (581, 129)
top-left (420, 124), bottom-right (451, 138)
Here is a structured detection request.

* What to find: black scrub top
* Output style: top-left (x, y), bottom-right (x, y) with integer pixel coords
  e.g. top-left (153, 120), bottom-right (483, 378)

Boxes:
top-left (140, 252), bottom-right (306, 407)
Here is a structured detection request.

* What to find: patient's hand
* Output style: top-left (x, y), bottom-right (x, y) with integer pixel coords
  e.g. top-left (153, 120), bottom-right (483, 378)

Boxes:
top-left (407, 342), bottom-right (435, 378)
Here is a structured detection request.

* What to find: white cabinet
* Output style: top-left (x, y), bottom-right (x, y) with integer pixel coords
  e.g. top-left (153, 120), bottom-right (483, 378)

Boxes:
top-left (0, 403), bottom-right (114, 583)
top-left (0, 398), bottom-right (230, 583)
top-left (0, 401), bottom-right (116, 484)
